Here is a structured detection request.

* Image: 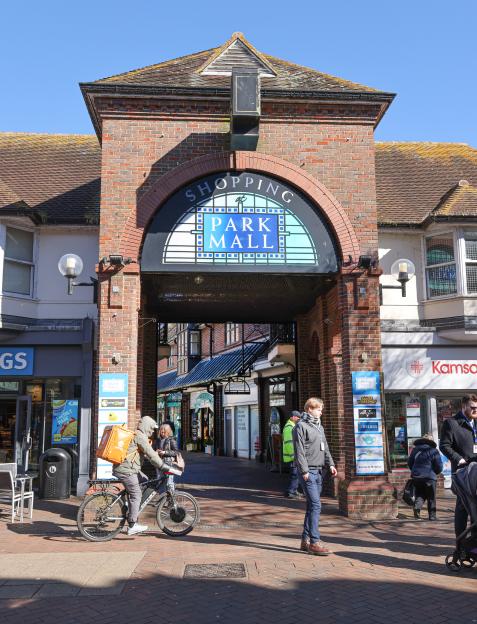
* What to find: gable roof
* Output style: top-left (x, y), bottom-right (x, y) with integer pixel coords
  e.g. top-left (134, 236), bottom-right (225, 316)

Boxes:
top-left (375, 142), bottom-right (477, 226)
top-left (431, 180), bottom-right (477, 218)
top-left (0, 133), bottom-right (101, 225)
top-left (197, 32), bottom-right (276, 77)
top-left (90, 38), bottom-right (381, 94)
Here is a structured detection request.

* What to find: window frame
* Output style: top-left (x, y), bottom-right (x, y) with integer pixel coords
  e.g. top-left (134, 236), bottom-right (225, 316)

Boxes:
top-left (225, 322), bottom-right (241, 346)
top-left (462, 229), bottom-right (477, 296)
top-left (423, 230), bottom-right (458, 300)
top-left (2, 225), bottom-right (36, 298)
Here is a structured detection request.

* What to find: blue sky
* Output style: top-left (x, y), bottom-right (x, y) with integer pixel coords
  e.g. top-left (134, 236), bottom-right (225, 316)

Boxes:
top-left (1, 0), bottom-right (475, 143)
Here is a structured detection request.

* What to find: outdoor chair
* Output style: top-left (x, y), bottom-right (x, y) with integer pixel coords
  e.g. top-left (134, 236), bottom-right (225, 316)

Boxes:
top-left (0, 463), bottom-right (34, 522)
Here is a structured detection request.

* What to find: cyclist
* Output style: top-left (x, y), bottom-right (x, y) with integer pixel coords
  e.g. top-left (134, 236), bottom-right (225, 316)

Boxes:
top-left (113, 415), bottom-right (166, 536)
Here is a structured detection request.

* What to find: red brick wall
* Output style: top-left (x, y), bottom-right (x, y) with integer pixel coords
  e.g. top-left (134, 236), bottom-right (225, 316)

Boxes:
top-left (95, 94), bottom-right (393, 517)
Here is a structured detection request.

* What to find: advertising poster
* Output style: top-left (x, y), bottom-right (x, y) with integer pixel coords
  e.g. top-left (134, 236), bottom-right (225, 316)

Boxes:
top-left (52, 400), bottom-right (79, 444)
top-left (97, 373), bottom-right (128, 479)
top-left (352, 371), bottom-right (385, 475)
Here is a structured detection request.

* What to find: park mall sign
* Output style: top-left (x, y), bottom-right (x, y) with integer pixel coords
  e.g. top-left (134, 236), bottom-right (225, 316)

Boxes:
top-left (382, 346), bottom-right (477, 390)
top-left (141, 172), bottom-right (339, 274)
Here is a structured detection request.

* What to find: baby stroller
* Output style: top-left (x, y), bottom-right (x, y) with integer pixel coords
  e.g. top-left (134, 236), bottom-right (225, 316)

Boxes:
top-left (445, 459), bottom-right (477, 571)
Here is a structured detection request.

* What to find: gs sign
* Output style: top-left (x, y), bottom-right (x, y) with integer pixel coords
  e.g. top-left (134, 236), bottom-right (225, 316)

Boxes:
top-left (0, 348), bottom-right (34, 375)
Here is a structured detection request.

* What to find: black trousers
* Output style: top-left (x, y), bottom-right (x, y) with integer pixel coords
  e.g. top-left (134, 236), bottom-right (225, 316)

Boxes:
top-left (455, 495), bottom-right (469, 538)
top-left (413, 479), bottom-right (436, 517)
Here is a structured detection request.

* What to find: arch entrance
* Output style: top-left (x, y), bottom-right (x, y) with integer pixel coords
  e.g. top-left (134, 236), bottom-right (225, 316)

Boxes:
top-left (141, 170), bottom-right (340, 321)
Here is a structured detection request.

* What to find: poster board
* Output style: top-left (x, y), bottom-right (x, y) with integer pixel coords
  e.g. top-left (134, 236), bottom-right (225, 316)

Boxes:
top-left (97, 373), bottom-right (128, 479)
top-left (352, 371), bottom-right (385, 475)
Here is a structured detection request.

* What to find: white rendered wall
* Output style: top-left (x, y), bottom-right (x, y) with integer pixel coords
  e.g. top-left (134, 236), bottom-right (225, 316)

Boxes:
top-left (0, 222), bottom-right (98, 320)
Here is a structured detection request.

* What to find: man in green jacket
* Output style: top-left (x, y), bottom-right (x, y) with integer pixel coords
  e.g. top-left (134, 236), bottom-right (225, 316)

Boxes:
top-left (282, 410), bottom-right (302, 498)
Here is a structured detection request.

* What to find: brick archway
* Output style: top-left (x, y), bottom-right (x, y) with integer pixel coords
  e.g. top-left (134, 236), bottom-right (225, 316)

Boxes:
top-left (121, 151), bottom-right (360, 265)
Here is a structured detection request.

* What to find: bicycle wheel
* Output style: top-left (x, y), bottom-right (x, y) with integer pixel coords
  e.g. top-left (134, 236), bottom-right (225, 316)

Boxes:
top-left (156, 491), bottom-right (200, 536)
top-left (77, 491), bottom-right (126, 542)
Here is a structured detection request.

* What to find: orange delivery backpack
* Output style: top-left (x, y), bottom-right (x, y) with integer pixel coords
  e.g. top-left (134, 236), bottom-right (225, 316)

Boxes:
top-left (96, 424), bottom-right (136, 465)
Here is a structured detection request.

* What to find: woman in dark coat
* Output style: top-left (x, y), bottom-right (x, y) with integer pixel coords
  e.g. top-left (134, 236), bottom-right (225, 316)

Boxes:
top-left (153, 423), bottom-right (178, 491)
top-left (408, 433), bottom-right (443, 520)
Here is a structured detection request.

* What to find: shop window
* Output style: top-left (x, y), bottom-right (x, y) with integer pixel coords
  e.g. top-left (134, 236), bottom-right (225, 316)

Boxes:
top-left (436, 397), bottom-right (461, 438)
top-left (189, 330), bottom-right (200, 356)
top-left (3, 227), bottom-right (34, 296)
top-left (425, 234), bottom-right (457, 298)
top-left (384, 394), bottom-right (428, 469)
top-left (464, 232), bottom-right (477, 294)
top-left (225, 323), bottom-right (241, 345)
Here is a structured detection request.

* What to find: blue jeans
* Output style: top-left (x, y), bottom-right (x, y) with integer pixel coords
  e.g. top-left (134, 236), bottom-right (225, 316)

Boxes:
top-left (286, 462), bottom-right (299, 495)
top-left (298, 469), bottom-right (322, 544)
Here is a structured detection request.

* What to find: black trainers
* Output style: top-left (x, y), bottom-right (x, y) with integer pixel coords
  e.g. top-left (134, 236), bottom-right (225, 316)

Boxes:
top-left (414, 509), bottom-right (421, 519)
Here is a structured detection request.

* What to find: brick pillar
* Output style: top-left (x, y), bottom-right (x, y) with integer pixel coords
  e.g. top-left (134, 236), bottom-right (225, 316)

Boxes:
top-left (97, 267), bottom-right (142, 429)
top-left (296, 272), bottom-right (397, 519)
top-left (138, 312), bottom-right (158, 420)
top-left (337, 269), bottom-right (397, 519)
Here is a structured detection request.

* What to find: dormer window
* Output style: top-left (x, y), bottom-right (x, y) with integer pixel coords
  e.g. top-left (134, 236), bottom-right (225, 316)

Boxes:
top-left (425, 233), bottom-right (457, 298)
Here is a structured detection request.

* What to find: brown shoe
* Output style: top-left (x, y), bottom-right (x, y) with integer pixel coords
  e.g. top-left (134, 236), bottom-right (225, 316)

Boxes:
top-left (308, 541), bottom-right (332, 556)
top-left (300, 540), bottom-right (309, 552)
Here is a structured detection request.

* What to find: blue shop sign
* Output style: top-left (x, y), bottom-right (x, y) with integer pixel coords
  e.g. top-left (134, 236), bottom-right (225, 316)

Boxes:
top-left (203, 214), bottom-right (279, 253)
top-left (0, 348), bottom-right (34, 376)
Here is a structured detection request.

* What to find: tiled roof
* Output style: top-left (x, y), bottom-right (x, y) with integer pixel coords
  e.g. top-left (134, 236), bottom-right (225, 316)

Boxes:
top-left (432, 180), bottom-right (477, 218)
top-left (90, 35), bottom-right (382, 95)
top-left (0, 133), bottom-right (101, 225)
top-left (375, 142), bottom-right (477, 226)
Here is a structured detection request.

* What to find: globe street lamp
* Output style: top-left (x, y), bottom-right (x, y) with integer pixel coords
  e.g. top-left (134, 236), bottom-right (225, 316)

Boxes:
top-left (380, 258), bottom-right (416, 305)
top-left (58, 253), bottom-right (97, 299)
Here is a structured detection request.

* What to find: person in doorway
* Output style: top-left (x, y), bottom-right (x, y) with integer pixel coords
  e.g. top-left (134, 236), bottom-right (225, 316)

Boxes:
top-left (293, 397), bottom-right (337, 555)
top-left (113, 416), bottom-right (166, 536)
top-left (408, 433), bottom-right (443, 520)
top-left (440, 394), bottom-right (477, 537)
top-left (282, 410), bottom-right (302, 498)
top-left (153, 423), bottom-right (178, 492)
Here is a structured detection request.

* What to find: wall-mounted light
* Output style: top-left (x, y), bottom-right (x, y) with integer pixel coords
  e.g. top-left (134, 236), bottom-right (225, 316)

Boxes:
top-left (58, 253), bottom-right (97, 301)
top-left (380, 258), bottom-right (416, 305)
top-left (101, 254), bottom-right (134, 267)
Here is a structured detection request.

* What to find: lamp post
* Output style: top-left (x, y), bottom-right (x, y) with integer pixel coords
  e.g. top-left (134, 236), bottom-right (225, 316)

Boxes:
top-left (58, 253), bottom-right (97, 300)
top-left (379, 258), bottom-right (416, 305)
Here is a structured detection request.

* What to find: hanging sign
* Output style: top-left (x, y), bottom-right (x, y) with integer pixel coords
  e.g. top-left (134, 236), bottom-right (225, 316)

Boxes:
top-left (97, 373), bottom-right (128, 479)
top-left (352, 371), bottom-right (385, 475)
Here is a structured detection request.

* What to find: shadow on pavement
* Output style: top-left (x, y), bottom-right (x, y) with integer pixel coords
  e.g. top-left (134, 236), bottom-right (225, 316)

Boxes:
top-left (1, 570), bottom-right (476, 624)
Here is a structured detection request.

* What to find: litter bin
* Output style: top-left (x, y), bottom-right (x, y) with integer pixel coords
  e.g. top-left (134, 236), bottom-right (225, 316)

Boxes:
top-left (39, 448), bottom-right (71, 499)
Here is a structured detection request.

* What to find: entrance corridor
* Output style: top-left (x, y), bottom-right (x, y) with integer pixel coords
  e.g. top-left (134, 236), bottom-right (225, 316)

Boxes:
top-left (0, 454), bottom-right (475, 624)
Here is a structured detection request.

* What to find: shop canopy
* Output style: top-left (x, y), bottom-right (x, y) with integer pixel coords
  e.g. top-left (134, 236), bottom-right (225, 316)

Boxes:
top-left (157, 341), bottom-right (268, 393)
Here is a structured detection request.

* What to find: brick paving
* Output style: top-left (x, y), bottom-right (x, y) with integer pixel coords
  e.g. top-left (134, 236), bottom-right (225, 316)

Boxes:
top-left (0, 454), bottom-right (476, 623)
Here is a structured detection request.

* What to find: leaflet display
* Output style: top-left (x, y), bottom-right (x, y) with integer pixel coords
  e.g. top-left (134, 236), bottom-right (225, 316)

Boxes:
top-left (97, 373), bottom-right (128, 479)
top-left (352, 371), bottom-right (385, 475)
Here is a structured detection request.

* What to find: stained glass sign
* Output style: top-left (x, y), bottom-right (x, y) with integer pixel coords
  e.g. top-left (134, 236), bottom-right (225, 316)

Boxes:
top-left (141, 172), bottom-right (338, 274)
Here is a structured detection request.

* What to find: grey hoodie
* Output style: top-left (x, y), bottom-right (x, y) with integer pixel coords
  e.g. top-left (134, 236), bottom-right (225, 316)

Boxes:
top-left (113, 416), bottom-right (164, 477)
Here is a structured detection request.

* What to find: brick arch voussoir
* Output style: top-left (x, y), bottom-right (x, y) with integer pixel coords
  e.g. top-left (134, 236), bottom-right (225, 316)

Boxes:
top-left (121, 151), bottom-right (360, 263)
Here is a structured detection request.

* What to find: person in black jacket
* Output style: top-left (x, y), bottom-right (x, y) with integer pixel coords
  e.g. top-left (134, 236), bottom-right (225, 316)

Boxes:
top-left (439, 394), bottom-right (477, 536)
top-left (408, 433), bottom-right (443, 520)
top-left (153, 423), bottom-right (179, 491)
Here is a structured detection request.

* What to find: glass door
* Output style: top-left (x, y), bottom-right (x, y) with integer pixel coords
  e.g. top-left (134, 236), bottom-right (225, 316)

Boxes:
top-left (15, 395), bottom-right (32, 473)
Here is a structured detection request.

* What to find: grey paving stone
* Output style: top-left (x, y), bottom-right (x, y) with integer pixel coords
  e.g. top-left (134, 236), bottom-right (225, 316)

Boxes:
top-left (0, 584), bottom-right (39, 598)
top-left (35, 583), bottom-right (80, 597)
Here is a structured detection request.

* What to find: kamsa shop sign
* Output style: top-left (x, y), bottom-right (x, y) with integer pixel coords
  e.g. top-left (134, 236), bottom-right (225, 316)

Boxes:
top-left (383, 347), bottom-right (477, 391)
top-left (141, 172), bottom-right (338, 274)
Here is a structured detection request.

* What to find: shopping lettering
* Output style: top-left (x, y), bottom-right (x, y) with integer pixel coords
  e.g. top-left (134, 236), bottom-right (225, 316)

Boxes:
top-left (203, 214), bottom-right (279, 253)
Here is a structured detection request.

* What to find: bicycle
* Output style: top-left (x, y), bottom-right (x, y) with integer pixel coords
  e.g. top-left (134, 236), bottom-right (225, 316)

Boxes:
top-left (77, 472), bottom-right (200, 542)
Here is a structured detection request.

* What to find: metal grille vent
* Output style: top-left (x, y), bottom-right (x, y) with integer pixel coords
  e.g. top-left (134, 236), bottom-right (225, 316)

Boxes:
top-left (183, 563), bottom-right (246, 579)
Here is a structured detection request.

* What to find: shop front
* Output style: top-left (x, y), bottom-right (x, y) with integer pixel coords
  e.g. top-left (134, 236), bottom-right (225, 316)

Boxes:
top-left (189, 390), bottom-right (214, 453)
top-left (0, 320), bottom-right (94, 493)
top-left (382, 344), bottom-right (477, 484)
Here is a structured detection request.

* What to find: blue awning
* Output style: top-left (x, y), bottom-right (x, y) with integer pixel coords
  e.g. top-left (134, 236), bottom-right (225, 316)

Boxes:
top-left (157, 342), bottom-right (268, 393)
